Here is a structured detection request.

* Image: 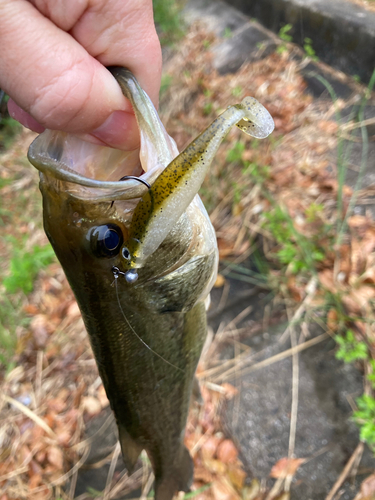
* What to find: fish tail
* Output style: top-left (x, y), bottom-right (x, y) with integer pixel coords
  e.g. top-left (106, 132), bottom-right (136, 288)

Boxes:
top-left (154, 446), bottom-right (194, 500)
top-left (118, 425), bottom-right (143, 473)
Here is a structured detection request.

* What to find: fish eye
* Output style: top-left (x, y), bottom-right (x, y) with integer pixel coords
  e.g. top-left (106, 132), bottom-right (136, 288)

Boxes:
top-left (122, 247), bottom-right (131, 261)
top-left (89, 224), bottom-right (124, 258)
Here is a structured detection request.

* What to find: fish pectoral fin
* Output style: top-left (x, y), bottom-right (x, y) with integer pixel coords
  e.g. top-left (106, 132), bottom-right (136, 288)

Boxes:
top-left (154, 446), bottom-right (194, 500)
top-left (118, 425), bottom-right (143, 473)
top-left (144, 252), bottom-right (216, 313)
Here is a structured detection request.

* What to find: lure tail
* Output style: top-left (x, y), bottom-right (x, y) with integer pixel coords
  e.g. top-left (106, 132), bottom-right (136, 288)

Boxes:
top-left (154, 445), bottom-right (194, 500)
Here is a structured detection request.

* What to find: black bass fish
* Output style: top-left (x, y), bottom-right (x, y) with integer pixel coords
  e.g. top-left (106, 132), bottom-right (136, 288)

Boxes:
top-left (28, 68), bottom-right (274, 500)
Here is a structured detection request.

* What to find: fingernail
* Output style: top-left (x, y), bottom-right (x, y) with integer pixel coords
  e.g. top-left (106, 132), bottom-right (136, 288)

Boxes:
top-left (91, 111), bottom-right (140, 151)
top-left (7, 99), bottom-right (45, 133)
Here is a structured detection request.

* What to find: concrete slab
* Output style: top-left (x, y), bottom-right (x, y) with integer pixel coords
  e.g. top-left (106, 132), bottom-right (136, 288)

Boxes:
top-left (222, 0), bottom-right (375, 84)
top-left (183, 0), bottom-right (277, 74)
top-left (212, 25), bottom-right (277, 74)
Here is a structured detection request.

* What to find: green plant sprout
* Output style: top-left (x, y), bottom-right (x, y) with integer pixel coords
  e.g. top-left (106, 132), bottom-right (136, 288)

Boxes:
top-left (279, 24), bottom-right (293, 42)
top-left (203, 102), bottom-right (213, 115)
top-left (226, 141), bottom-right (245, 163)
top-left (160, 74), bottom-right (173, 97)
top-left (3, 242), bottom-right (55, 294)
top-left (153, 0), bottom-right (185, 45)
top-left (305, 202), bottom-right (324, 222)
top-left (303, 37), bottom-right (319, 61)
top-left (335, 330), bottom-right (368, 363)
top-left (231, 86), bottom-right (243, 98)
top-left (263, 205), bottom-right (325, 274)
top-left (367, 360), bottom-right (375, 389)
top-left (277, 23), bottom-right (292, 54)
top-left (353, 394), bottom-right (375, 449)
top-left (223, 27), bottom-right (232, 38)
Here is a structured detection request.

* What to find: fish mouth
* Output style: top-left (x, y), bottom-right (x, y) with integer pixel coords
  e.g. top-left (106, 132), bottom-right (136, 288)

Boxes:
top-left (27, 129), bottom-right (164, 202)
top-left (28, 68), bottom-right (179, 202)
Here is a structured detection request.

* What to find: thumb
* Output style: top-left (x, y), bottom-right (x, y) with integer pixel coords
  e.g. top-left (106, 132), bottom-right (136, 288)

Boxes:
top-left (0, 0), bottom-right (139, 150)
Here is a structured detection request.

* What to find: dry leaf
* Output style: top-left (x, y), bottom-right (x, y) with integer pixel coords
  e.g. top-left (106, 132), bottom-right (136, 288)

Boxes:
top-left (221, 383), bottom-right (238, 400)
top-left (28, 473), bottom-right (42, 489)
top-left (348, 215), bottom-right (370, 230)
top-left (318, 269), bottom-right (336, 293)
top-left (217, 440), bottom-right (238, 464)
top-left (47, 446), bottom-right (63, 469)
top-left (343, 286), bottom-right (375, 315)
top-left (24, 304), bottom-right (39, 315)
top-left (359, 473), bottom-right (375, 499)
top-left (67, 300), bottom-right (80, 318)
top-left (203, 458), bottom-right (227, 475)
top-left (30, 314), bottom-right (50, 348)
top-left (327, 309), bottom-right (339, 332)
top-left (227, 464), bottom-right (246, 491)
top-left (81, 396), bottom-right (102, 416)
top-left (286, 276), bottom-right (303, 302)
top-left (242, 479), bottom-right (261, 500)
top-left (214, 274), bottom-right (226, 288)
top-left (211, 479), bottom-right (238, 500)
top-left (97, 384), bottom-right (109, 408)
top-left (194, 465), bottom-right (215, 483)
top-left (56, 429), bottom-right (71, 447)
top-left (270, 457), bottom-right (305, 478)
top-left (351, 238), bottom-right (366, 277)
top-left (201, 435), bottom-right (223, 460)
top-left (274, 494), bottom-right (290, 500)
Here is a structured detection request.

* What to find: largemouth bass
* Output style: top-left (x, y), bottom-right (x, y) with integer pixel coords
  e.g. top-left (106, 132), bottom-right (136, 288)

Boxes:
top-left (27, 68), bottom-right (274, 500)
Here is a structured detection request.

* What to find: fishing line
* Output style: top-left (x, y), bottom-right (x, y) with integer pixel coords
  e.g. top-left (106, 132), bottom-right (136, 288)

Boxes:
top-left (110, 176), bottom-right (151, 208)
top-left (113, 274), bottom-right (184, 373)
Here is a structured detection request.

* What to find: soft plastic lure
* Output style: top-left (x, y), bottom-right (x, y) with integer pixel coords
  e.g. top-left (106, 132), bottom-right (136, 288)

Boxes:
top-left (120, 96), bottom-right (274, 283)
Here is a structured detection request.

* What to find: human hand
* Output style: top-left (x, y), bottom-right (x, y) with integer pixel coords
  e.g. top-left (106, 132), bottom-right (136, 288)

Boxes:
top-left (0, 0), bottom-right (162, 150)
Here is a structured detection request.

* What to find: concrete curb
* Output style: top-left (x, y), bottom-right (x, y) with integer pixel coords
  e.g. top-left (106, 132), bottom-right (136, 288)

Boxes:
top-left (221, 0), bottom-right (375, 84)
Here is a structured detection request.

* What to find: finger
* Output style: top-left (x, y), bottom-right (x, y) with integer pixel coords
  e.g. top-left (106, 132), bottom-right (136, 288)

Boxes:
top-left (0, 0), bottom-right (139, 149)
top-left (67, 0), bottom-right (162, 107)
top-left (7, 99), bottom-right (45, 133)
top-left (28, 0), bottom-right (162, 110)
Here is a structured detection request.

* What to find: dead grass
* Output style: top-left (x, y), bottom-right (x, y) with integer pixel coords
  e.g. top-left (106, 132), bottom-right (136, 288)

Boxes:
top-left (1, 19), bottom-right (375, 500)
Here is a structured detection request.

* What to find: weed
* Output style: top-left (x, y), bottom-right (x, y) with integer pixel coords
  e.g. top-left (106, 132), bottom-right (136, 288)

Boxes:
top-left (183, 484), bottom-right (212, 498)
top-left (160, 74), bottom-right (173, 97)
top-left (203, 39), bottom-right (211, 49)
top-left (153, 0), bottom-right (184, 45)
top-left (203, 102), bottom-right (213, 116)
top-left (303, 37), bottom-right (319, 61)
top-left (226, 141), bottom-right (245, 164)
top-left (367, 360), bottom-right (375, 389)
top-left (263, 205), bottom-right (325, 274)
top-left (305, 202), bottom-right (324, 222)
top-left (242, 162), bottom-right (270, 183)
top-left (3, 241), bottom-right (55, 294)
top-left (279, 24), bottom-right (293, 42)
top-left (276, 23), bottom-right (292, 54)
top-left (0, 92), bottom-right (22, 150)
top-left (353, 394), bottom-right (375, 449)
top-left (335, 330), bottom-right (368, 363)
top-left (223, 27), bottom-right (232, 38)
top-left (231, 86), bottom-right (243, 98)
top-left (86, 486), bottom-right (103, 497)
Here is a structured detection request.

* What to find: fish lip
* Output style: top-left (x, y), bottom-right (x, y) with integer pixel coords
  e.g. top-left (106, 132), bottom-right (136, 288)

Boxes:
top-left (27, 132), bottom-right (163, 202)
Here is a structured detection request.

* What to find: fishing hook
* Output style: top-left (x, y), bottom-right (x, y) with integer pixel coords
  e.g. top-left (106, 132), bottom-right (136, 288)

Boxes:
top-left (110, 176), bottom-right (151, 208)
top-left (112, 266), bottom-right (138, 284)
